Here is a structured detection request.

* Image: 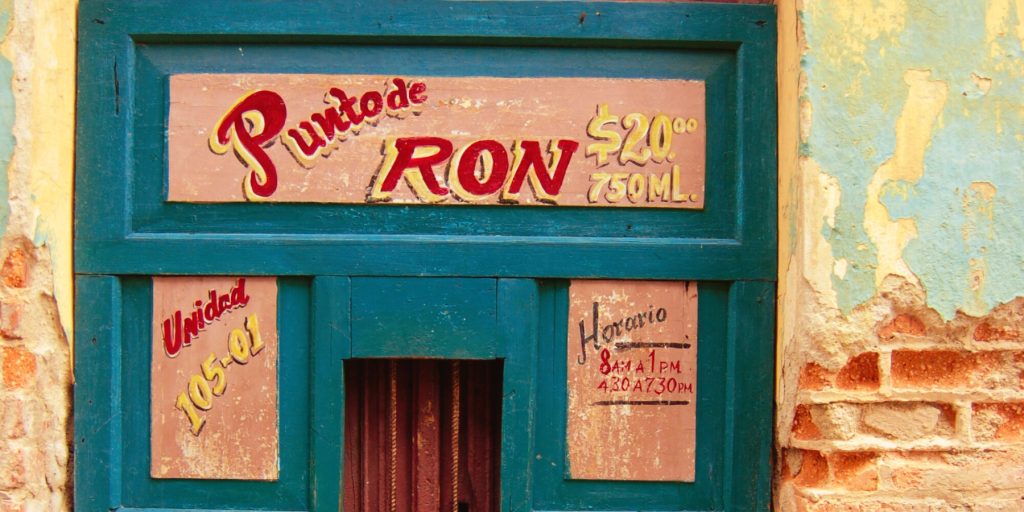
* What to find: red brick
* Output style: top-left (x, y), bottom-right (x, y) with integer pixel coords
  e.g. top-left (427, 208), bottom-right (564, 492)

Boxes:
top-left (794, 493), bottom-right (989, 511)
top-left (889, 465), bottom-right (924, 489)
top-left (828, 451), bottom-right (878, 491)
top-left (799, 498), bottom-right (958, 512)
top-left (890, 350), bottom-right (998, 388)
top-left (938, 402), bottom-right (957, 426)
top-left (974, 322), bottom-right (1020, 342)
top-left (0, 498), bottom-right (25, 512)
top-left (1, 347), bottom-right (36, 389)
top-left (835, 352), bottom-right (880, 391)
top-left (779, 449), bottom-right (793, 480)
top-left (879, 313), bottom-right (927, 339)
top-left (1017, 352), bottom-right (1024, 389)
top-left (1, 398), bottom-right (26, 439)
top-left (0, 448), bottom-right (25, 490)
top-left (972, 402), bottom-right (1024, 441)
top-left (0, 300), bottom-right (22, 340)
top-left (792, 495), bottom-right (809, 512)
top-left (799, 362), bottom-right (833, 390)
top-left (792, 404), bottom-right (822, 440)
top-left (882, 450), bottom-right (1024, 492)
top-left (0, 248), bottom-right (29, 288)
top-left (792, 449), bottom-right (828, 488)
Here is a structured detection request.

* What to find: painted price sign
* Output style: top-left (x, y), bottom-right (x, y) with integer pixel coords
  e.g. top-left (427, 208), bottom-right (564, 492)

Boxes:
top-left (566, 280), bottom-right (698, 482)
top-left (151, 277), bottom-right (279, 480)
top-left (168, 74), bottom-right (706, 208)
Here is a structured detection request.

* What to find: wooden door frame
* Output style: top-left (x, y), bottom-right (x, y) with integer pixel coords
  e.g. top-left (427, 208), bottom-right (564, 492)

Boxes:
top-left (73, 1), bottom-right (777, 510)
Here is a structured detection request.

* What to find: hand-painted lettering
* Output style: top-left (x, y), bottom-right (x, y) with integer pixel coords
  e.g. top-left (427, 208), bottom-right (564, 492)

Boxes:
top-left (162, 279), bottom-right (250, 358)
top-left (191, 75), bottom-right (705, 208)
top-left (212, 78), bottom-right (427, 199)
top-left (577, 301), bottom-right (668, 364)
top-left (174, 314), bottom-right (266, 436)
top-left (209, 90), bottom-right (288, 200)
top-left (370, 137), bottom-right (580, 204)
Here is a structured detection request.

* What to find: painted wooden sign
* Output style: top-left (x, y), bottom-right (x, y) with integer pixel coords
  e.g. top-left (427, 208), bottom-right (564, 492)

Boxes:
top-left (168, 74), bottom-right (706, 208)
top-left (151, 277), bottom-right (279, 480)
top-left (566, 280), bottom-right (698, 481)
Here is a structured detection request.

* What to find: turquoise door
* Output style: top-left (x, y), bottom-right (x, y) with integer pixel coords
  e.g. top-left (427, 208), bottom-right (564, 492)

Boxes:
top-left (73, 1), bottom-right (777, 510)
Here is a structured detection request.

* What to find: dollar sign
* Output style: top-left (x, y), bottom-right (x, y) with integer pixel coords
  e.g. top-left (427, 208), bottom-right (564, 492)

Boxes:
top-left (586, 104), bottom-right (621, 167)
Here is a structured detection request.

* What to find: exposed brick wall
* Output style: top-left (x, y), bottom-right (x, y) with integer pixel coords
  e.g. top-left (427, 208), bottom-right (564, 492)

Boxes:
top-left (0, 238), bottom-right (70, 511)
top-left (778, 278), bottom-right (1024, 510)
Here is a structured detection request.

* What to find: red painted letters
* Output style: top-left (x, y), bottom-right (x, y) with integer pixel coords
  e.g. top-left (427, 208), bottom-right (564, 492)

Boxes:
top-left (280, 78), bottom-right (427, 168)
top-left (209, 91), bottom-right (288, 200)
top-left (370, 137), bottom-right (580, 203)
top-left (162, 279), bottom-right (251, 357)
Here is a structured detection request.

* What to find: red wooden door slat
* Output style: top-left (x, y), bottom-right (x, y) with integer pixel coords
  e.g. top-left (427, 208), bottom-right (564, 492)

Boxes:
top-left (344, 360), bottom-right (501, 512)
top-left (413, 362), bottom-right (442, 511)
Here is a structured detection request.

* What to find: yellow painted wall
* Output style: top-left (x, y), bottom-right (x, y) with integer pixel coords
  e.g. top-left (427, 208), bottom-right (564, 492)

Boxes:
top-left (26, 0), bottom-right (76, 352)
top-left (0, 0), bottom-right (74, 345)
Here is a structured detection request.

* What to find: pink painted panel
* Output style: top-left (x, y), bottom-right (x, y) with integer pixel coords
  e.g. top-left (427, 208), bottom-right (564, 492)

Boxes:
top-left (151, 277), bottom-right (279, 480)
top-left (168, 74), bottom-right (705, 208)
top-left (567, 280), bottom-right (698, 481)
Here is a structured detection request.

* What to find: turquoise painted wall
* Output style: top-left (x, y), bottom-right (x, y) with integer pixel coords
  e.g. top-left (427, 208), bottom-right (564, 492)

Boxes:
top-left (803, 0), bottom-right (1024, 318)
top-left (0, 0), bottom-right (13, 237)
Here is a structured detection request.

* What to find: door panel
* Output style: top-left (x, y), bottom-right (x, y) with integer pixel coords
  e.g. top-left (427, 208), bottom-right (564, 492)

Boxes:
top-left (350, 278), bottom-right (499, 359)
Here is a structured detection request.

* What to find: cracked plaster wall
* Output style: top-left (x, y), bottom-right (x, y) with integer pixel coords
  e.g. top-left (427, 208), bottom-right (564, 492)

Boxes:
top-left (0, 0), bottom-right (75, 510)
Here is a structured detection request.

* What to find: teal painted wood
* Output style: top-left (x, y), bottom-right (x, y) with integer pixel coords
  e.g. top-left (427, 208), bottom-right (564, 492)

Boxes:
top-left (84, 1), bottom-right (774, 43)
top-left (314, 280), bottom-right (349, 512)
top-left (74, 276), bottom-right (123, 511)
top-left (129, 44), bottom-right (737, 243)
top-left (118, 278), bottom-right (311, 510)
top-left (725, 281), bottom-right (775, 511)
top-left (311, 277), bottom-right (350, 512)
top-left (75, 0), bottom-right (777, 281)
top-left (76, 238), bottom-right (772, 281)
top-left (311, 277), bottom-right (539, 511)
top-left (74, 15), bottom-right (132, 243)
top-left (497, 280), bottom-right (540, 512)
top-left (736, 32), bottom-right (779, 256)
top-left (350, 278), bottom-right (499, 359)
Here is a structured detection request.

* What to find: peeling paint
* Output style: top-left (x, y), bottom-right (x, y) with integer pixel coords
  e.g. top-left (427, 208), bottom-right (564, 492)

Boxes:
top-left (24, 0), bottom-right (75, 348)
top-left (865, 69), bottom-right (948, 291)
top-left (802, 0), bottom-right (1024, 318)
top-left (0, 0), bottom-right (14, 238)
top-left (0, 3), bottom-right (74, 508)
